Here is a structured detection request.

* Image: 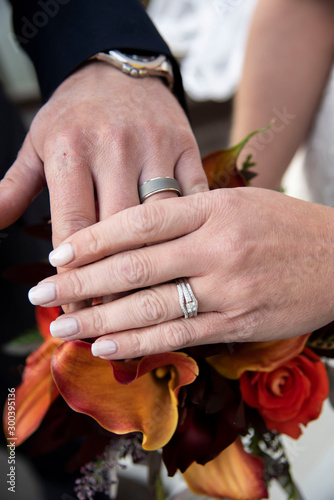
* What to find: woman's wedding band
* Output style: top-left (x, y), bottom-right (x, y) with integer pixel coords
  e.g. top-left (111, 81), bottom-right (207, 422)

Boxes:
top-left (176, 278), bottom-right (198, 319)
top-left (138, 177), bottom-right (182, 203)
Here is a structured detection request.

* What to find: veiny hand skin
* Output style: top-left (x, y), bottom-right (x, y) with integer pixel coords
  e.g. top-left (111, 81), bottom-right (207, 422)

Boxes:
top-left (0, 61), bottom-right (208, 247)
top-left (29, 187), bottom-right (334, 359)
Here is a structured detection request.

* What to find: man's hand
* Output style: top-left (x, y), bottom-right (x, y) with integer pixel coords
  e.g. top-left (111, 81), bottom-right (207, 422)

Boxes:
top-left (0, 61), bottom-right (208, 248)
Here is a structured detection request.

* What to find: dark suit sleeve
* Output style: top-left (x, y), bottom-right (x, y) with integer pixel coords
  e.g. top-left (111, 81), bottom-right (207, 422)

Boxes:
top-left (8, 0), bottom-right (186, 108)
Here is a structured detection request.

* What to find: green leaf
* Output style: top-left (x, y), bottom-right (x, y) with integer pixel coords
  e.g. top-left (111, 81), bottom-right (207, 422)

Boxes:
top-left (307, 321), bottom-right (334, 356)
top-left (2, 328), bottom-right (43, 356)
top-left (202, 124), bottom-right (271, 189)
top-left (246, 428), bottom-right (298, 499)
top-left (8, 328), bottom-right (43, 345)
top-left (241, 154), bottom-right (256, 171)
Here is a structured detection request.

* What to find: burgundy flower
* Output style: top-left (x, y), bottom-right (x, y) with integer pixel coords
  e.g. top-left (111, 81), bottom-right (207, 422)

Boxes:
top-left (163, 361), bottom-right (246, 475)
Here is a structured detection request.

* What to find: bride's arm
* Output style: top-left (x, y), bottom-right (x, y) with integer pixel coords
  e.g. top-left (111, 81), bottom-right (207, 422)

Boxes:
top-left (231, 0), bottom-right (334, 190)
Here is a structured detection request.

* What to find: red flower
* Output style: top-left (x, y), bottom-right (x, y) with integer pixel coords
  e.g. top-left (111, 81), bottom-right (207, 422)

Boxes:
top-left (240, 347), bottom-right (329, 438)
top-left (35, 306), bottom-right (62, 338)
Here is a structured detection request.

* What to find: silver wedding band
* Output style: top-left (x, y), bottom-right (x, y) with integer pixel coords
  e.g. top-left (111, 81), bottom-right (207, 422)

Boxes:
top-left (138, 177), bottom-right (182, 203)
top-left (176, 278), bottom-right (198, 319)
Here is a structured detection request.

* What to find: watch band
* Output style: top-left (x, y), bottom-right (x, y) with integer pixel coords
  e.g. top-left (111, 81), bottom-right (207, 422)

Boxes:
top-left (89, 50), bottom-right (174, 90)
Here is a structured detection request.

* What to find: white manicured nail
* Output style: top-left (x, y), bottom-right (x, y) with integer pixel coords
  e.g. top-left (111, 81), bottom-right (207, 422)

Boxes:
top-left (49, 243), bottom-right (74, 267)
top-left (50, 318), bottom-right (79, 338)
top-left (28, 283), bottom-right (56, 305)
top-left (91, 340), bottom-right (117, 357)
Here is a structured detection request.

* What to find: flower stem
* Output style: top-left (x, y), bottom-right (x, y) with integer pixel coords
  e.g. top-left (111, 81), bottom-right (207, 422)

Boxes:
top-left (107, 447), bottom-right (119, 499)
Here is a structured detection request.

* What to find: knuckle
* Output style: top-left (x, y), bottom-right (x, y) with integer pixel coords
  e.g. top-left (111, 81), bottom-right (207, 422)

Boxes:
top-left (56, 211), bottom-right (94, 229)
top-left (137, 290), bottom-right (167, 324)
top-left (97, 123), bottom-right (129, 159)
top-left (189, 191), bottom-right (214, 223)
top-left (208, 196), bottom-right (250, 270)
top-left (126, 204), bottom-right (164, 242)
top-left (142, 121), bottom-right (197, 162)
top-left (179, 146), bottom-right (202, 171)
top-left (223, 309), bottom-right (264, 343)
top-left (118, 251), bottom-right (151, 288)
top-left (66, 269), bottom-right (88, 298)
top-left (240, 309), bottom-right (265, 338)
top-left (175, 126), bottom-right (198, 151)
top-left (53, 214), bottom-right (95, 244)
top-left (220, 227), bottom-right (245, 262)
top-left (126, 332), bottom-right (148, 358)
top-left (46, 127), bottom-right (82, 156)
top-left (102, 123), bottom-right (123, 142)
top-left (1, 168), bottom-right (19, 188)
top-left (159, 321), bottom-right (197, 351)
top-left (226, 229), bottom-right (251, 270)
top-left (139, 120), bottom-right (162, 142)
top-left (91, 307), bottom-right (105, 335)
top-left (82, 225), bottom-right (104, 256)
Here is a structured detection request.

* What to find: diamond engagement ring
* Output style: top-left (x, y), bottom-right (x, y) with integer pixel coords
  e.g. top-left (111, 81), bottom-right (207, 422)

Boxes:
top-left (176, 278), bottom-right (198, 319)
top-left (138, 177), bottom-right (182, 203)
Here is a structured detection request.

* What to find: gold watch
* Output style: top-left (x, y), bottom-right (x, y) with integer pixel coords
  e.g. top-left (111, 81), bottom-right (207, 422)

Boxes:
top-left (89, 50), bottom-right (174, 90)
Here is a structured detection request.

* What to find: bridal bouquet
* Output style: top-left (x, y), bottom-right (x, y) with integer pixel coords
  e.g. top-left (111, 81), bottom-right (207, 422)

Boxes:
top-left (3, 132), bottom-right (332, 500)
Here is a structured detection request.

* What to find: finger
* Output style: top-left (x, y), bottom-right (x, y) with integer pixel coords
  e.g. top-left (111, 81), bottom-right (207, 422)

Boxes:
top-left (139, 179), bottom-right (180, 210)
top-left (29, 233), bottom-right (203, 306)
top-left (0, 133), bottom-right (45, 229)
top-left (90, 312), bottom-right (230, 359)
top-left (95, 123), bottom-right (180, 214)
top-left (44, 146), bottom-right (96, 249)
top-left (48, 193), bottom-right (209, 268)
top-left (93, 150), bottom-right (140, 220)
top-left (92, 150), bottom-right (143, 305)
top-left (141, 190), bottom-right (180, 204)
top-left (48, 282), bottom-right (194, 340)
top-left (138, 158), bottom-right (179, 205)
top-left (44, 145), bottom-right (97, 313)
top-left (174, 146), bottom-right (209, 196)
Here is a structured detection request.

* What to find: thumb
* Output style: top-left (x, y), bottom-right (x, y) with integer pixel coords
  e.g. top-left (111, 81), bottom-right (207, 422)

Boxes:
top-left (0, 133), bottom-right (45, 229)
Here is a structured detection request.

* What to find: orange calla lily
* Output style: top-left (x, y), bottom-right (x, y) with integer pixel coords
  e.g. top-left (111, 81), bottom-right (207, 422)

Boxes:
top-left (4, 306), bottom-right (63, 445)
top-left (207, 334), bottom-right (310, 380)
top-left (51, 341), bottom-right (198, 450)
top-left (202, 129), bottom-right (262, 189)
top-left (183, 437), bottom-right (268, 500)
top-left (35, 306), bottom-right (62, 339)
top-left (4, 336), bottom-right (62, 445)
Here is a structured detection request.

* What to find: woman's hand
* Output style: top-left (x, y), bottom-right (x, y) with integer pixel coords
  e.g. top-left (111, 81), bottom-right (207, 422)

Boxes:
top-left (28, 188), bottom-right (334, 359)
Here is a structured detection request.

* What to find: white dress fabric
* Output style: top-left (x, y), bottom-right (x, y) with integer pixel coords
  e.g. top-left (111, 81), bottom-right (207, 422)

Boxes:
top-left (303, 66), bottom-right (334, 206)
top-left (147, 0), bottom-right (258, 101)
top-left (283, 66), bottom-right (334, 207)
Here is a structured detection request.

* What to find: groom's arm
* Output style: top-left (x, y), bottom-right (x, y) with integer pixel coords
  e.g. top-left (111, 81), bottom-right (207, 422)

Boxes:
top-left (9, 0), bottom-right (186, 106)
top-left (1, 0), bottom-right (207, 253)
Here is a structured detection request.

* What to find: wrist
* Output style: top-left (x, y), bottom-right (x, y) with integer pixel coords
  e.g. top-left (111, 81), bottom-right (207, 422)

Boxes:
top-left (88, 50), bottom-right (174, 91)
top-left (51, 58), bottom-right (174, 110)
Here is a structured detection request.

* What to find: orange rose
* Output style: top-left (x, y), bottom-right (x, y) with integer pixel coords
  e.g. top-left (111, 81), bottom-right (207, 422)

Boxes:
top-left (240, 347), bottom-right (329, 438)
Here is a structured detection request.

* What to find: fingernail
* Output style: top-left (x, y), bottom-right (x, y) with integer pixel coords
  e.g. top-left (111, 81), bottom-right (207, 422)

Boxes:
top-left (50, 317), bottom-right (79, 338)
top-left (91, 340), bottom-right (117, 357)
top-left (49, 243), bottom-right (74, 267)
top-left (28, 283), bottom-right (56, 305)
